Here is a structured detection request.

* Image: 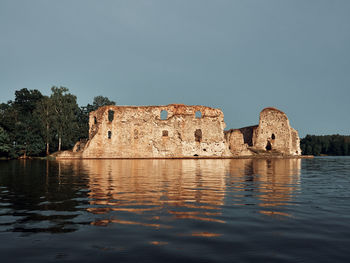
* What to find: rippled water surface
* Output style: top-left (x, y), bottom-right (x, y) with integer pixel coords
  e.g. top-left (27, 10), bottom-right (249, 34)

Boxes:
top-left (0, 157), bottom-right (349, 262)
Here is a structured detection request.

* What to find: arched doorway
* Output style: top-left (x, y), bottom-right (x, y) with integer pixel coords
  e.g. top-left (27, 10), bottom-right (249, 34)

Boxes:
top-left (265, 140), bottom-right (272, 151)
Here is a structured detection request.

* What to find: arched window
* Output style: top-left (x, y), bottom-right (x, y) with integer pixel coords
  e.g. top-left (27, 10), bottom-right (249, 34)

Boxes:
top-left (108, 110), bottom-right (114, 122)
top-left (271, 133), bottom-right (275, 140)
top-left (265, 141), bottom-right (272, 151)
top-left (108, 131), bottom-right (112, 139)
top-left (160, 110), bottom-right (168, 120)
top-left (195, 111), bottom-right (202, 119)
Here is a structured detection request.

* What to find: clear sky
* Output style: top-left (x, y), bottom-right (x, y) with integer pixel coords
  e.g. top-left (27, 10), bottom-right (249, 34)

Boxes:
top-left (1, 0), bottom-right (349, 137)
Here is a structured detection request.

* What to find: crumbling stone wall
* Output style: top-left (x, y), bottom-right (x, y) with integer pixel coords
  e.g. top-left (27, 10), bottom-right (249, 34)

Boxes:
top-left (224, 128), bottom-right (255, 156)
top-left (78, 104), bottom-right (230, 158)
top-left (253, 108), bottom-right (301, 155)
top-left (56, 105), bottom-right (301, 159)
top-left (225, 107), bottom-right (301, 156)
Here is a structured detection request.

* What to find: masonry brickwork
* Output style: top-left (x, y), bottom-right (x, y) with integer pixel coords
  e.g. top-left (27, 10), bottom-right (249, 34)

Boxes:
top-left (56, 105), bottom-right (301, 159)
top-left (225, 107), bottom-right (301, 156)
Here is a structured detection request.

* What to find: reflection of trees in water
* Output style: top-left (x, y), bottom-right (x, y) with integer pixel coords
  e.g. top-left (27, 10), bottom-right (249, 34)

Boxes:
top-left (0, 160), bottom-right (90, 234)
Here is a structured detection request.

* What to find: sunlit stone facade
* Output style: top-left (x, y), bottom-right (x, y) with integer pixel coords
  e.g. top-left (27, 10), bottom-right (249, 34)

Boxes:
top-left (56, 105), bottom-right (301, 159)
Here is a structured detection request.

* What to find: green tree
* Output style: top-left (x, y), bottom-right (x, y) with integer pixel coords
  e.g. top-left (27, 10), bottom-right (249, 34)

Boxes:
top-left (50, 86), bottom-right (79, 151)
top-left (0, 126), bottom-right (11, 157)
top-left (11, 89), bottom-right (44, 157)
top-left (13, 88), bottom-right (43, 113)
top-left (313, 144), bottom-right (322, 156)
top-left (34, 96), bottom-right (55, 155)
top-left (305, 145), bottom-right (313, 155)
top-left (0, 102), bottom-right (15, 132)
top-left (75, 106), bottom-right (90, 140)
top-left (300, 134), bottom-right (350, 156)
top-left (92, 95), bottom-right (116, 111)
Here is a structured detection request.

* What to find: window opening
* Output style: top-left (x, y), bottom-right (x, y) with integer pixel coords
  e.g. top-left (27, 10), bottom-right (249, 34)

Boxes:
top-left (162, 130), bottom-right (168, 137)
top-left (108, 131), bottom-right (112, 139)
top-left (108, 110), bottom-right (114, 122)
top-left (271, 133), bottom-right (275, 140)
top-left (160, 110), bottom-right (168, 120)
top-left (195, 111), bottom-right (202, 119)
top-left (94, 116), bottom-right (97, 124)
top-left (265, 141), bottom-right (272, 151)
top-left (195, 129), bottom-right (202, 142)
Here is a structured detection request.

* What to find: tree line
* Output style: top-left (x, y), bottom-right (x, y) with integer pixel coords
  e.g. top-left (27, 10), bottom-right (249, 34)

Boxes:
top-left (300, 134), bottom-right (350, 156)
top-left (0, 87), bottom-right (115, 158)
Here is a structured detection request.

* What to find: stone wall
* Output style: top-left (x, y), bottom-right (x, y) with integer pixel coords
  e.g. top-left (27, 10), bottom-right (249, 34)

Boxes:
top-left (225, 108), bottom-right (301, 156)
top-left (253, 108), bottom-right (301, 155)
top-left (78, 104), bottom-right (230, 158)
top-left (55, 105), bottom-right (301, 159)
top-left (224, 128), bottom-right (255, 156)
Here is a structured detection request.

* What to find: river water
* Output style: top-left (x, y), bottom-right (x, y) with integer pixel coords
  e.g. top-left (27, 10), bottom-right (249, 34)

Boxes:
top-left (0, 157), bottom-right (349, 262)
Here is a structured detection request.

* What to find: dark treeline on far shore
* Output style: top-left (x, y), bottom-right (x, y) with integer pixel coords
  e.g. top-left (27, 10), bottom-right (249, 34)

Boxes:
top-left (300, 135), bottom-right (350, 156)
top-left (0, 87), bottom-right (115, 158)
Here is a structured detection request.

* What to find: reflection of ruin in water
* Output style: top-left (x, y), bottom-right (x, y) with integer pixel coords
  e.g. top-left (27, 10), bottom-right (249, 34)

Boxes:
top-left (226, 159), bottom-right (301, 217)
top-left (57, 158), bottom-right (301, 227)
top-left (58, 159), bottom-right (227, 227)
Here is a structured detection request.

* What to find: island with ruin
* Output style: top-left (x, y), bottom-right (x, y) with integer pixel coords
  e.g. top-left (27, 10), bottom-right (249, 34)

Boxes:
top-left (55, 104), bottom-right (301, 159)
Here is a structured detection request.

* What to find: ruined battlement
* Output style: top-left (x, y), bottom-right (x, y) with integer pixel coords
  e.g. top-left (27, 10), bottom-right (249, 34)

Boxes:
top-left (225, 107), bottom-right (301, 157)
top-left (56, 105), bottom-right (301, 159)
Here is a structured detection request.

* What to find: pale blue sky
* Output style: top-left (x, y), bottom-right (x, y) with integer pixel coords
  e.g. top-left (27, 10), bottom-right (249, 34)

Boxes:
top-left (1, 0), bottom-right (349, 137)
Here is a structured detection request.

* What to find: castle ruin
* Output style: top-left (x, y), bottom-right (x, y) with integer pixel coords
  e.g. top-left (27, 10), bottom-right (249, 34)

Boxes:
top-left (56, 104), bottom-right (301, 159)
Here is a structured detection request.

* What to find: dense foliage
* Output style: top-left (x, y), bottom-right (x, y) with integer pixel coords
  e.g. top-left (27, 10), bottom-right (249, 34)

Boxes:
top-left (300, 135), bottom-right (350, 156)
top-left (0, 87), bottom-right (115, 158)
